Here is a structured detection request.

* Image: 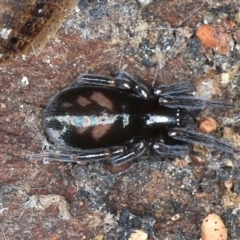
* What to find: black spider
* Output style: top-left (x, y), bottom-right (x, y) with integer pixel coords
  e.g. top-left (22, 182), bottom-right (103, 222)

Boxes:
top-left (31, 71), bottom-right (239, 165)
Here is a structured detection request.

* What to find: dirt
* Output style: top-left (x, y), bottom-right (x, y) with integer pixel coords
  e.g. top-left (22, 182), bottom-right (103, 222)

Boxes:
top-left (1, 0), bottom-right (240, 239)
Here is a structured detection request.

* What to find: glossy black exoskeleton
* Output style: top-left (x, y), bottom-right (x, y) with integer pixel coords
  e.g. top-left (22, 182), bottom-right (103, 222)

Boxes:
top-left (31, 71), bottom-right (238, 165)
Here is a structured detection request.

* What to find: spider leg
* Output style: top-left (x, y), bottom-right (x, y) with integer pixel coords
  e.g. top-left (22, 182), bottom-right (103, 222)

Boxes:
top-left (29, 149), bottom-right (112, 163)
top-left (66, 74), bottom-right (115, 89)
top-left (29, 141), bottom-right (146, 165)
top-left (153, 81), bottom-right (193, 97)
top-left (169, 127), bottom-right (240, 155)
top-left (68, 71), bottom-right (149, 99)
top-left (110, 141), bottom-right (146, 165)
top-left (115, 71), bottom-right (149, 98)
top-left (152, 141), bottom-right (189, 158)
top-left (158, 96), bottom-right (233, 110)
top-left (153, 81), bottom-right (233, 110)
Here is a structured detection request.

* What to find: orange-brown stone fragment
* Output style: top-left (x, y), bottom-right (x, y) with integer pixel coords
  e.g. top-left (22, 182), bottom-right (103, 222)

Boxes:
top-left (196, 24), bottom-right (232, 55)
top-left (199, 117), bottom-right (217, 133)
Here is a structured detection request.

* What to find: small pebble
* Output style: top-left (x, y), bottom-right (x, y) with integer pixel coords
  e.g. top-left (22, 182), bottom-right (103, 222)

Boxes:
top-left (221, 73), bottom-right (230, 84)
top-left (129, 230), bottom-right (148, 240)
top-left (201, 213), bottom-right (227, 240)
top-left (235, 12), bottom-right (240, 23)
top-left (199, 117), bottom-right (217, 133)
top-left (203, 12), bottom-right (216, 24)
top-left (196, 24), bottom-right (232, 55)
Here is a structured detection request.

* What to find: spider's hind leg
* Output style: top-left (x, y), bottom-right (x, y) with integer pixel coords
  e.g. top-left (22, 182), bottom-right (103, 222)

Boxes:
top-left (67, 74), bottom-right (116, 89)
top-left (110, 140), bottom-right (147, 165)
top-left (69, 71), bottom-right (150, 99)
top-left (30, 140), bottom-right (147, 166)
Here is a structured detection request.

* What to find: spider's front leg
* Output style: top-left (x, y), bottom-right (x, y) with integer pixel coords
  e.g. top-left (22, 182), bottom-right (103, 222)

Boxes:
top-left (153, 81), bottom-right (233, 110)
top-left (153, 81), bottom-right (193, 97)
top-left (169, 127), bottom-right (240, 155)
top-left (68, 71), bottom-right (150, 99)
top-left (152, 140), bottom-right (189, 159)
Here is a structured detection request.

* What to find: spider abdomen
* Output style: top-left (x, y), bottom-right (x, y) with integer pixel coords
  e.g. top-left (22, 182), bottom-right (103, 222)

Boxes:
top-left (44, 86), bottom-right (183, 151)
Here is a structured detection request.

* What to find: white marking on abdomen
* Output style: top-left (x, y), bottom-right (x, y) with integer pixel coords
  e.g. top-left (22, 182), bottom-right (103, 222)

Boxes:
top-left (46, 113), bottom-right (130, 128)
